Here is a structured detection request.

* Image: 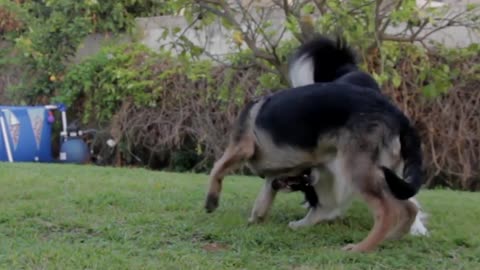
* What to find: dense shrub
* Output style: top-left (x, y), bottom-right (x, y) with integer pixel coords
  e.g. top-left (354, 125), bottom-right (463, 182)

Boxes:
top-left (378, 43), bottom-right (480, 190)
top-left (55, 43), bottom-right (270, 171)
top-left (1, 0), bottom-right (479, 189)
top-left (55, 41), bottom-right (480, 190)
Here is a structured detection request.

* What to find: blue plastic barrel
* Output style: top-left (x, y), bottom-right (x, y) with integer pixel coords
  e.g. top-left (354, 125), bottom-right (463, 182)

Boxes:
top-left (60, 137), bottom-right (90, 164)
top-left (0, 106), bottom-right (53, 162)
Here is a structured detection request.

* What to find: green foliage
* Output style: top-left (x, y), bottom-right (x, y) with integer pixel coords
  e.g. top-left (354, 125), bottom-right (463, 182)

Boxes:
top-left (0, 0), bottom-right (27, 37)
top-left (305, 0), bottom-right (477, 98)
top-left (12, 1), bottom-right (93, 101)
top-left (168, 0), bottom-right (478, 99)
top-left (225, 48), bottom-right (290, 92)
top-left (56, 43), bottom-right (160, 123)
top-left (55, 43), bottom-right (218, 124)
top-left (55, 39), bottom-right (287, 127)
top-left (377, 41), bottom-right (479, 98)
top-left (1, 0), bottom-right (182, 104)
top-left (170, 148), bottom-right (201, 172)
top-left (316, 0), bottom-right (376, 47)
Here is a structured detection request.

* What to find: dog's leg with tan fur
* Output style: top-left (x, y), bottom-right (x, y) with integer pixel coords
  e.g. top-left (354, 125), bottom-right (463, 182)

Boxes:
top-left (248, 177), bottom-right (278, 224)
top-left (386, 199), bottom-right (418, 240)
top-left (340, 150), bottom-right (421, 253)
top-left (205, 135), bottom-right (255, 213)
top-left (380, 138), bottom-right (429, 237)
top-left (342, 190), bottom-right (397, 252)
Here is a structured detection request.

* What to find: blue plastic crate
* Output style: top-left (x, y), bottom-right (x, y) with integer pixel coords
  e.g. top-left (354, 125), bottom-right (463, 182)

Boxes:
top-left (0, 106), bottom-right (54, 162)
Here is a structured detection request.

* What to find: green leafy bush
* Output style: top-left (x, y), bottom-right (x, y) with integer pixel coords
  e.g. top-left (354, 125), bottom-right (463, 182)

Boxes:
top-left (54, 42), bottom-right (271, 171)
top-left (0, 0), bottom-right (181, 104)
top-left (56, 43), bottom-right (218, 124)
top-left (57, 43), bottom-right (160, 123)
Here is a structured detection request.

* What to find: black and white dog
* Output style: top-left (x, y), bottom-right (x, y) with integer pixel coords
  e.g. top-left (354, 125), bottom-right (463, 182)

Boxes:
top-left (204, 34), bottom-right (428, 252)
top-left (281, 35), bottom-right (428, 237)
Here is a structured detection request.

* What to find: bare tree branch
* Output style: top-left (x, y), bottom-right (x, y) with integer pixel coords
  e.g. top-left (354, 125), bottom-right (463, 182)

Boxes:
top-left (312, 0), bottom-right (327, 15)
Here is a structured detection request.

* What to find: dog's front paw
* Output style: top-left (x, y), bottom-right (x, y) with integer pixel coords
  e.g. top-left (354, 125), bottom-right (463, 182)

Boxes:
top-left (342, 243), bottom-right (363, 253)
top-left (248, 215), bottom-right (265, 225)
top-left (205, 193), bottom-right (219, 213)
top-left (288, 219), bottom-right (307, 230)
top-left (342, 244), bottom-right (358, 252)
top-left (342, 243), bottom-right (372, 253)
top-left (247, 217), bottom-right (257, 225)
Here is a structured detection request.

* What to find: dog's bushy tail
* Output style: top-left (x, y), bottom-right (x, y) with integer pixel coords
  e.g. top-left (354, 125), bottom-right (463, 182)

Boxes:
top-left (288, 35), bottom-right (357, 87)
top-left (382, 121), bottom-right (424, 200)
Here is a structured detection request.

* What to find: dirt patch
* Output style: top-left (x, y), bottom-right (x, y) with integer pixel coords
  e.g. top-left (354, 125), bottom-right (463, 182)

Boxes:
top-left (201, 242), bottom-right (229, 252)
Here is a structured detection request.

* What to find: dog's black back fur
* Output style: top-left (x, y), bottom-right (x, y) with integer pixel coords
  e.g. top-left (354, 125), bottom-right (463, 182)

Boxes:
top-left (256, 83), bottom-right (423, 200)
top-left (335, 71), bottom-right (381, 91)
top-left (256, 84), bottom-right (397, 149)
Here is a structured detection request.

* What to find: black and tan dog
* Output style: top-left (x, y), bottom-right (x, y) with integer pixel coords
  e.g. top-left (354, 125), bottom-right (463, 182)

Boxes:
top-left (275, 36), bottom-right (428, 237)
top-left (204, 35), bottom-right (426, 252)
top-left (270, 35), bottom-right (382, 211)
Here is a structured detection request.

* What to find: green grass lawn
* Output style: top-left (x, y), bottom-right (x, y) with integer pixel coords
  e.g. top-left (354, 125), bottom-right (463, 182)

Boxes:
top-left (0, 163), bottom-right (479, 270)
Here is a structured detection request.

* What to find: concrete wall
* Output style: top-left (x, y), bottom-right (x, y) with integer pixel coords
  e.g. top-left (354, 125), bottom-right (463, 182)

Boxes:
top-left (74, 4), bottom-right (479, 63)
top-left (74, 10), bottom-right (289, 62)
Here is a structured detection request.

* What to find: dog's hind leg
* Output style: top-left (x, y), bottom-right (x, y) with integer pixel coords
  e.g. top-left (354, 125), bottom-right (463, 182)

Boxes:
top-left (386, 199), bottom-right (418, 240)
top-left (248, 177), bottom-right (278, 224)
top-left (340, 154), bottom-right (399, 253)
top-left (205, 135), bottom-right (255, 213)
top-left (379, 139), bottom-right (429, 237)
top-left (343, 190), bottom-right (398, 252)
